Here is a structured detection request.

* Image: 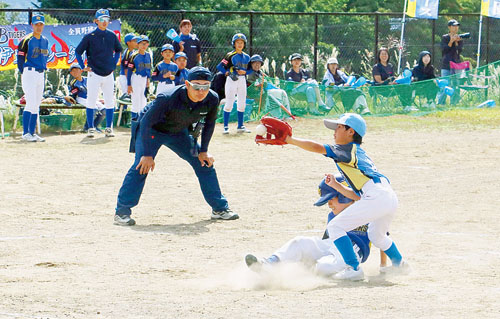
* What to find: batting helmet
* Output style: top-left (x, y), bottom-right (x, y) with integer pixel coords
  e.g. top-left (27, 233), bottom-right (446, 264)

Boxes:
top-left (250, 54), bottom-right (263, 64)
top-left (231, 33), bottom-right (247, 47)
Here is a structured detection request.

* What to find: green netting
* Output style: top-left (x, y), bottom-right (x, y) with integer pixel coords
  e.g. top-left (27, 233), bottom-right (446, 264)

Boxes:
top-left (223, 60), bottom-right (500, 122)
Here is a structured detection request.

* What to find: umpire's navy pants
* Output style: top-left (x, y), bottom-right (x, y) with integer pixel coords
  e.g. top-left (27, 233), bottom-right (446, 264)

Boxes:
top-left (115, 128), bottom-right (228, 215)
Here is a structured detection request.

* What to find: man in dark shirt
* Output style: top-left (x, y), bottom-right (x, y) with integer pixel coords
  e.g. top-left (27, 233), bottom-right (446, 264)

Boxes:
top-left (173, 19), bottom-right (201, 69)
top-left (438, 19), bottom-right (464, 104)
top-left (114, 67), bottom-right (238, 226)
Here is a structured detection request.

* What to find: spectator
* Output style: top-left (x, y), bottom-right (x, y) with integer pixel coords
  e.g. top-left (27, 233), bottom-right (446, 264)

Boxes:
top-left (286, 53), bottom-right (326, 116)
top-left (323, 57), bottom-right (370, 115)
top-left (438, 19), bottom-right (465, 105)
top-left (412, 51), bottom-right (438, 109)
top-left (173, 19), bottom-right (201, 69)
top-left (246, 54), bottom-right (291, 117)
top-left (174, 52), bottom-right (189, 85)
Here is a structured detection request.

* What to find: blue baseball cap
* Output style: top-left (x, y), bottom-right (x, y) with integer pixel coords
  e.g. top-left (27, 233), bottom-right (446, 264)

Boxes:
top-left (161, 44), bottom-right (174, 52)
top-left (32, 14), bottom-right (45, 25)
top-left (174, 52), bottom-right (188, 60)
top-left (124, 33), bottom-right (136, 43)
top-left (137, 35), bottom-right (150, 43)
top-left (69, 63), bottom-right (81, 71)
top-left (187, 66), bottom-right (213, 81)
top-left (324, 113), bottom-right (367, 137)
top-left (314, 176), bottom-right (353, 206)
top-left (95, 9), bottom-right (110, 19)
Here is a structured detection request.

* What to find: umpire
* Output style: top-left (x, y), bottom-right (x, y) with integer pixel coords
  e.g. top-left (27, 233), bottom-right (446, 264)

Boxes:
top-left (114, 67), bottom-right (238, 226)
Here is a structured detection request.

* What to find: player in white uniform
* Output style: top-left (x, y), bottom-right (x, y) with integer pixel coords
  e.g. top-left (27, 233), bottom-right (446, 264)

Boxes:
top-left (284, 113), bottom-right (410, 280)
top-left (75, 9), bottom-right (122, 138)
top-left (246, 176), bottom-right (377, 276)
top-left (216, 33), bottom-right (252, 134)
top-left (119, 33), bottom-right (138, 99)
top-left (16, 14), bottom-right (48, 142)
top-left (127, 35), bottom-right (152, 119)
top-left (152, 44), bottom-right (178, 95)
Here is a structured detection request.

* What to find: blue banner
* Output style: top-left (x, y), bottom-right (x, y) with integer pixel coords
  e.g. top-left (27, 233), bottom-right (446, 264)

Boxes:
top-left (0, 20), bottom-right (121, 71)
top-left (407, 0), bottom-right (440, 20)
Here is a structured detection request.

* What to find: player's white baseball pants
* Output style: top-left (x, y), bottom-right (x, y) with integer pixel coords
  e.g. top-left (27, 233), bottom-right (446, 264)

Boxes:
top-left (131, 73), bottom-right (148, 114)
top-left (223, 75), bottom-right (247, 112)
top-left (86, 72), bottom-right (115, 110)
top-left (326, 179), bottom-right (398, 251)
top-left (156, 82), bottom-right (175, 95)
top-left (77, 97), bottom-right (104, 110)
top-left (273, 236), bottom-right (348, 276)
top-left (21, 67), bottom-right (44, 114)
top-left (119, 74), bottom-right (127, 96)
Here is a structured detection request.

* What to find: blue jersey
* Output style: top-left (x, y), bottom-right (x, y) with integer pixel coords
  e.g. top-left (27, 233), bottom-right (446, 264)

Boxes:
top-left (75, 27), bottom-right (122, 77)
top-left (17, 33), bottom-right (49, 72)
top-left (216, 50), bottom-right (253, 77)
top-left (324, 143), bottom-right (388, 196)
top-left (126, 51), bottom-right (152, 85)
top-left (68, 77), bottom-right (87, 99)
top-left (120, 48), bottom-right (135, 75)
top-left (151, 60), bottom-right (178, 84)
top-left (174, 68), bottom-right (189, 85)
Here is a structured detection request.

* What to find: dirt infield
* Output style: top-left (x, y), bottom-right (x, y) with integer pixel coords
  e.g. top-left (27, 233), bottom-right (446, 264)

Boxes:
top-left (1, 118), bottom-right (499, 319)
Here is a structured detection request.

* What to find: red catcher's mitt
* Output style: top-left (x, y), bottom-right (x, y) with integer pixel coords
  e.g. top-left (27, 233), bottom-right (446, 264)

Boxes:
top-left (255, 116), bottom-right (292, 145)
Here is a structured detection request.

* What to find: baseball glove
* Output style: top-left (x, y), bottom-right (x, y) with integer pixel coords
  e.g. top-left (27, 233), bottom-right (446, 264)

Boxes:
top-left (255, 116), bottom-right (292, 145)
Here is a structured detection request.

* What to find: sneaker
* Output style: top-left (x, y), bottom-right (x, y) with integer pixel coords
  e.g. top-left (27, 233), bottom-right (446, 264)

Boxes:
top-left (222, 127), bottom-right (229, 135)
top-left (105, 128), bottom-right (115, 137)
top-left (236, 126), bottom-right (251, 133)
top-left (87, 128), bottom-right (95, 138)
top-left (334, 266), bottom-right (364, 281)
top-left (380, 260), bottom-right (411, 275)
top-left (32, 134), bottom-right (45, 142)
top-left (113, 214), bottom-right (136, 226)
top-left (211, 208), bottom-right (239, 220)
top-left (22, 133), bottom-right (36, 142)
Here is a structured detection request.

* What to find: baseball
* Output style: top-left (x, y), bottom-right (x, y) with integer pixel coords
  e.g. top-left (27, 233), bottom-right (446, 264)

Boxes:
top-left (256, 124), bottom-right (267, 136)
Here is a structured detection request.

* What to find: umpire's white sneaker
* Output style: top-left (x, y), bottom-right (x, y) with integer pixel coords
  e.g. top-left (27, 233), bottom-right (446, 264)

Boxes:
top-left (32, 134), bottom-right (45, 142)
top-left (21, 133), bottom-right (36, 142)
top-left (87, 128), bottom-right (95, 138)
top-left (211, 208), bottom-right (239, 220)
top-left (334, 266), bottom-right (364, 281)
top-left (114, 214), bottom-right (136, 226)
top-left (380, 260), bottom-right (411, 275)
top-left (105, 128), bottom-right (115, 137)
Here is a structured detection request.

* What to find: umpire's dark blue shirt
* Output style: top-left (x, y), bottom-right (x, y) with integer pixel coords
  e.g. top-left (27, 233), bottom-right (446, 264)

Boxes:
top-left (76, 28), bottom-right (122, 76)
top-left (139, 86), bottom-right (219, 156)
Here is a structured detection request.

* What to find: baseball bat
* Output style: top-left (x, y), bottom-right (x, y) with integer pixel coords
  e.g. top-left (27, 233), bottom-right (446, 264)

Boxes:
top-left (268, 92), bottom-right (296, 120)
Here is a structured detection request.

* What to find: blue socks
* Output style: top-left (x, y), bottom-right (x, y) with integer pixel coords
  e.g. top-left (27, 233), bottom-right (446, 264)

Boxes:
top-left (237, 111), bottom-right (244, 128)
top-left (384, 242), bottom-right (403, 266)
top-left (223, 111), bottom-right (230, 128)
top-left (334, 235), bottom-right (360, 270)
top-left (28, 113), bottom-right (38, 135)
top-left (22, 110), bottom-right (31, 135)
top-left (105, 108), bottom-right (114, 128)
top-left (86, 108), bottom-right (95, 129)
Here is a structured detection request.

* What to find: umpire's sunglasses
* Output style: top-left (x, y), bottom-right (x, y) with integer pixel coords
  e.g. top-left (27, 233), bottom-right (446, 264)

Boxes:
top-left (187, 81), bottom-right (211, 91)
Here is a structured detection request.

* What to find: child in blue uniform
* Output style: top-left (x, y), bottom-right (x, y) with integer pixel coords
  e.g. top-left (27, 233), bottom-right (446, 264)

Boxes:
top-left (284, 113), bottom-right (409, 280)
top-left (216, 33), bottom-right (252, 134)
top-left (174, 52), bottom-right (189, 85)
top-left (75, 9), bottom-right (122, 138)
top-left (152, 44), bottom-right (178, 95)
top-left (127, 35), bottom-right (152, 119)
top-left (65, 63), bottom-right (105, 131)
top-left (17, 14), bottom-right (49, 142)
top-left (119, 33), bottom-right (138, 99)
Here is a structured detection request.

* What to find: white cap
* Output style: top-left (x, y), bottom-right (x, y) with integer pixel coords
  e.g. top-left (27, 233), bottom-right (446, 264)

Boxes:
top-left (327, 57), bottom-right (338, 65)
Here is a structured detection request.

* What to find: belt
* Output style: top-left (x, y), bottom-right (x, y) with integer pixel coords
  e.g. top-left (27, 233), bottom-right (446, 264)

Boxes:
top-left (25, 67), bottom-right (44, 73)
